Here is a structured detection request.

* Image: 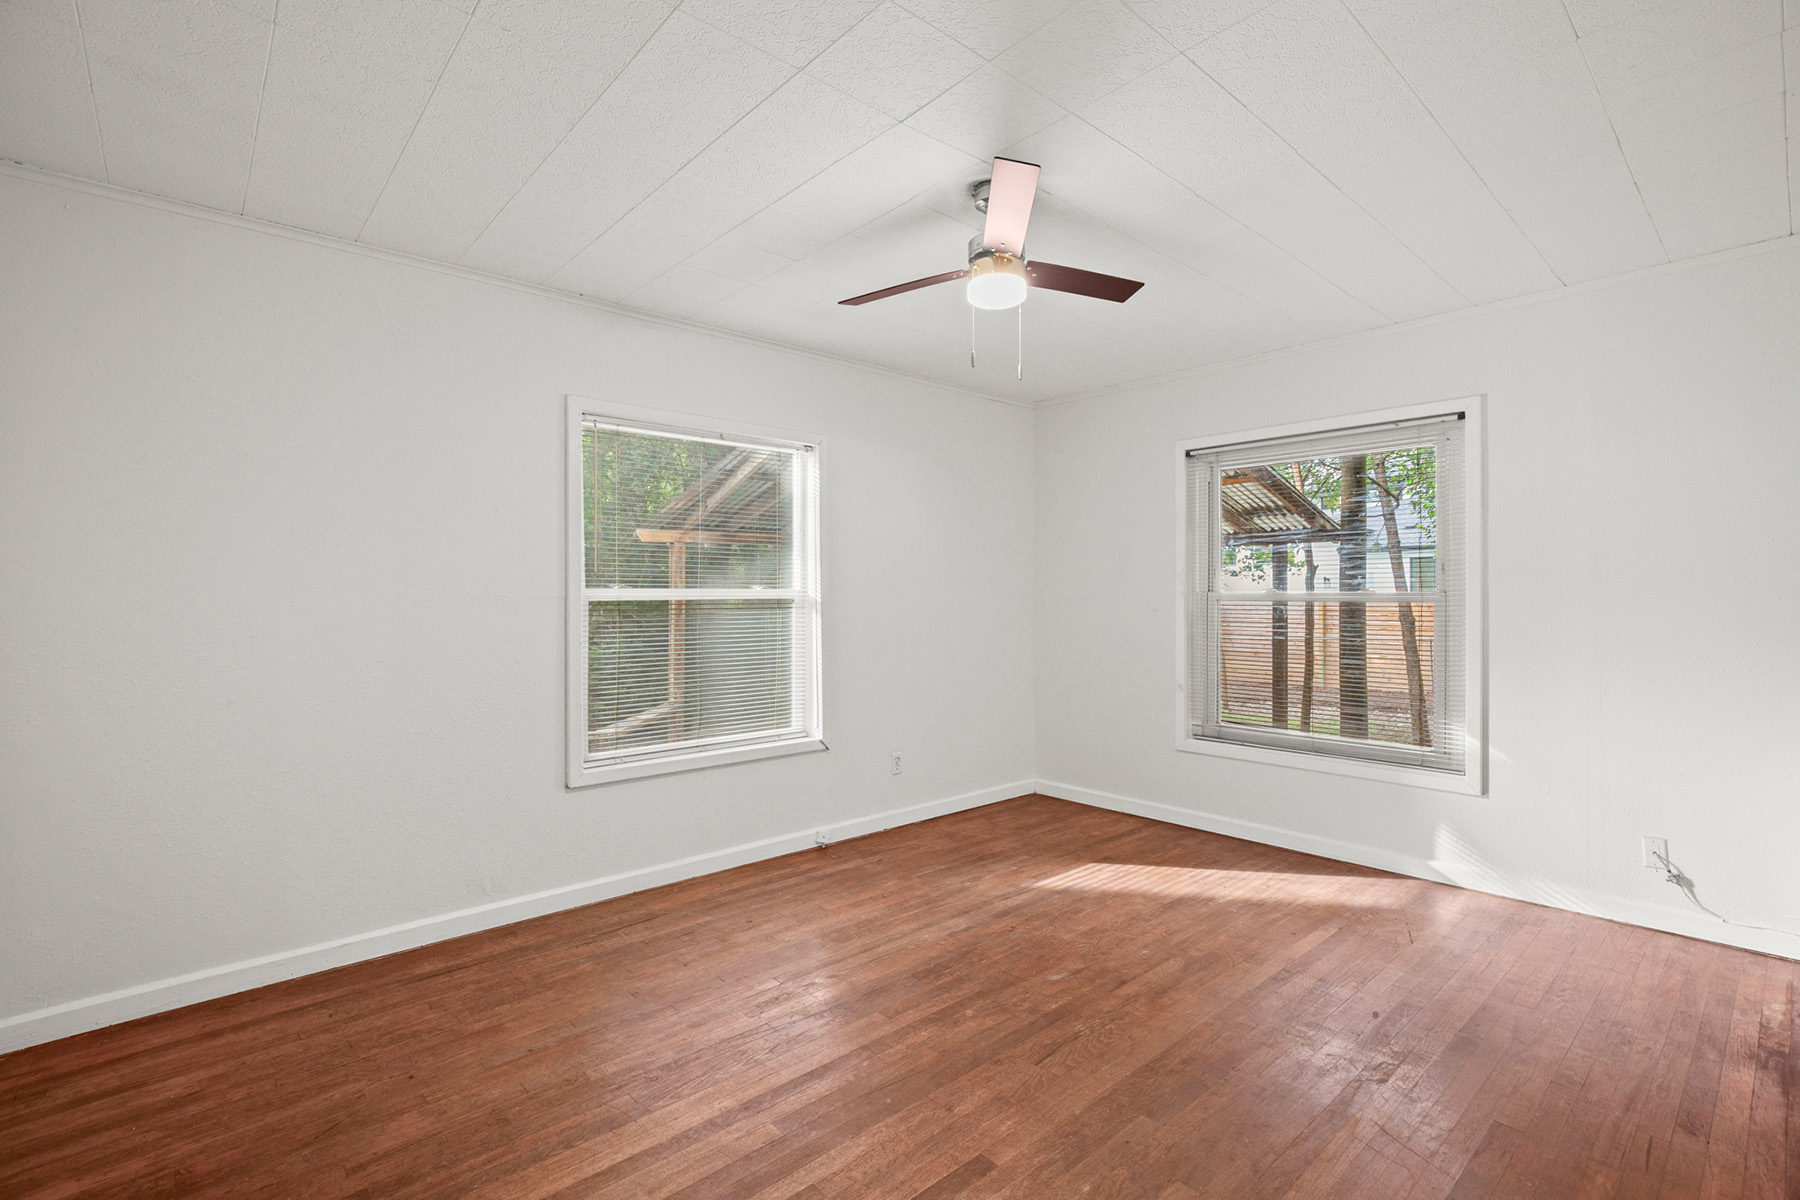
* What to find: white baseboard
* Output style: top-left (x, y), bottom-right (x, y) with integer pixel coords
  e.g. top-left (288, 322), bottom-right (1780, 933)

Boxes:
top-left (0, 780), bottom-right (1031, 1055)
top-left (1036, 779), bottom-right (1800, 963)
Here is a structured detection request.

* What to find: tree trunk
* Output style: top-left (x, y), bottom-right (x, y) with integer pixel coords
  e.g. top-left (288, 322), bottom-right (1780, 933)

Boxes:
top-left (1300, 546), bottom-right (1317, 732)
top-left (1372, 458), bottom-right (1429, 747)
top-left (1271, 545), bottom-right (1289, 730)
top-left (1338, 455), bottom-right (1368, 740)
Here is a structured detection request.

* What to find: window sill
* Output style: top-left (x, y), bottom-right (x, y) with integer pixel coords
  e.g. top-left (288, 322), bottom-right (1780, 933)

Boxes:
top-left (568, 737), bottom-right (826, 788)
top-left (1174, 735), bottom-right (1484, 797)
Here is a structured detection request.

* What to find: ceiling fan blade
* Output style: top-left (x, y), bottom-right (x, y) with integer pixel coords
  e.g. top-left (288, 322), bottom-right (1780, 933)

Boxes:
top-left (1024, 260), bottom-right (1144, 303)
top-left (982, 157), bottom-right (1040, 257)
top-left (839, 269), bottom-right (967, 306)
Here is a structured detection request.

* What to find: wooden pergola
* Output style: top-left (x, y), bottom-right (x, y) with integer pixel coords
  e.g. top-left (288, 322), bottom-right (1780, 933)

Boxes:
top-left (1219, 466), bottom-right (1339, 732)
top-left (591, 448), bottom-right (786, 749)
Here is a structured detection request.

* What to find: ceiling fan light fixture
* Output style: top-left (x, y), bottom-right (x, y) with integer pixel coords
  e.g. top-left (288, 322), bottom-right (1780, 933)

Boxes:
top-left (966, 252), bottom-right (1027, 309)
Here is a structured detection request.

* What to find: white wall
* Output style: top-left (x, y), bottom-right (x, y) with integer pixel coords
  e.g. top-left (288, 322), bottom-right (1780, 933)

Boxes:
top-left (1035, 240), bottom-right (1800, 959)
top-left (0, 173), bottom-right (1035, 1046)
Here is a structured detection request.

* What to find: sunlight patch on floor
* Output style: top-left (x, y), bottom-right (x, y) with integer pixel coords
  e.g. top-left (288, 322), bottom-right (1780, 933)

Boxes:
top-left (1032, 862), bottom-right (1409, 909)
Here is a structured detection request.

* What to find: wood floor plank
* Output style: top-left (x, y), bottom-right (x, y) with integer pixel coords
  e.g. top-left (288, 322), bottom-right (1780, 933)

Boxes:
top-left (1, 796), bottom-right (1795, 1199)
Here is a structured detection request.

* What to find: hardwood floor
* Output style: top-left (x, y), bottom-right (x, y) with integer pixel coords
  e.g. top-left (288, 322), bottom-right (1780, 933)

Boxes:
top-left (2, 796), bottom-right (1795, 1199)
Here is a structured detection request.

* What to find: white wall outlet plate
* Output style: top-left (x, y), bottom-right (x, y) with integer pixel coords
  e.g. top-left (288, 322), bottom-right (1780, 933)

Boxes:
top-left (1642, 836), bottom-right (1668, 869)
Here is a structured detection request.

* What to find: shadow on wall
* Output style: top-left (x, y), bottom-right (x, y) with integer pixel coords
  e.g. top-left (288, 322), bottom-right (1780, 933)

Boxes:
top-left (1428, 823), bottom-right (1598, 916)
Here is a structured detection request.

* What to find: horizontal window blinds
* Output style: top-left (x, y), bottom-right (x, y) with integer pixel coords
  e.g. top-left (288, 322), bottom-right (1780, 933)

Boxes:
top-left (1187, 415), bottom-right (1466, 773)
top-left (582, 418), bottom-right (820, 768)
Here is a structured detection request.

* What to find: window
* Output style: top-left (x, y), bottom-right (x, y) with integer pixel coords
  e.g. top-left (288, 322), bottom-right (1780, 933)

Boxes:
top-left (1183, 409), bottom-right (1475, 783)
top-left (567, 401), bottom-right (822, 786)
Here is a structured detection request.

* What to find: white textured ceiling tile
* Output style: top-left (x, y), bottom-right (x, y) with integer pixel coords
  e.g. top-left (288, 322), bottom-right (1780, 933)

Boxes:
top-left (0, 4), bottom-right (106, 179)
top-left (1792, 27), bottom-right (1800, 130)
top-left (727, 206), bottom-right (845, 259)
top-left (359, 1), bottom-right (674, 261)
top-left (3, 0), bottom-right (78, 23)
top-left (1198, 160), bottom-right (1467, 322)
top-left (806, 3), bottom-right (982, 118)
top-left (683, 74), bottom-right (893, 203)
top-left (688, 283), bottom-right (817, 331)
top-left (1580, 0), bottom-right (1778, 94)
top-left (901, 64), bottom-right (1067, 158)
top-left (1351, 0), bottom-right (1616, 180)
top-left (678, 0), bottom-right (882, 66)
top-left (692, 237), bottom-right (796, 283)
top-left (619, 262), bottom-right (748, 318)
top-left (459, 13), bottom-right (790, 281)
top-left (892, 0), bottom-right (1072, 58)
top-left (1623, 93), bottom-right (1789, 258)
top-left (1212, 309), bottom-right (1317, 354)
top-left (1335, 0), bottom-right (1481, 44)
top-left (245, 5), bottom-right (465, 238)
top-left (1559, 0), bottom-right (1667, 37)
top-left (993, 0), bottom-right (1177, 112)
top-left (546, 238), bottom-right (681, 301)
top-left (1788, 0), bottom-right (1799, 24)
top-left (599, 170), bottom-right (767, 258)
top-left (79, 0), bottom-right (270, 211)
top-left (1607, 34), bottom-right (1784, 154)
top-left (1195, 0), bottom-right (1561, 300)
top-left (1110, 195), bottom-right (1388, 336)
top-left (1495, 147), bottom-right (1666, 282)
top-left (1123, 0), bottom-right (1280, 48)
top-left (762, 256), bottom-right (863, 302)
top-left (273, 0), bottom-right (464, 80)
top-left (769, 125), bottom-right (979, 236)
top-left (850, 201), bottom-right (981, 255)
top-left (1002, 119), bottom-right (1186, 221)
top-left (1080, 56), bottom-right (1288, 194)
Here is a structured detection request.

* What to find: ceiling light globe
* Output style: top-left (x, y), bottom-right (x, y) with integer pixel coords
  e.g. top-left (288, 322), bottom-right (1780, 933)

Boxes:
top-left (965, 251), bottom-right (1027, 310)
top-left (967, 272), bottom-right (1027, 309)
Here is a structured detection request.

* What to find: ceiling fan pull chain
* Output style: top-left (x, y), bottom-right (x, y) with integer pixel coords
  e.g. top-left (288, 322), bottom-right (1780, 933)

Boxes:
top-left (1016, 302), bottom-right (1023, 380)
top-left (970, 302), bottom-right (976, 369)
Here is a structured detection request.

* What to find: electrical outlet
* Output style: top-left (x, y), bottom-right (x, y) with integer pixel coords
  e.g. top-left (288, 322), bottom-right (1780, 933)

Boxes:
top-left (814, 829), bottom-right (832, 847)
top-left (1642, 837), bottom-right (1668, 869)
top-left (890, 753), bottom-right (902, 776)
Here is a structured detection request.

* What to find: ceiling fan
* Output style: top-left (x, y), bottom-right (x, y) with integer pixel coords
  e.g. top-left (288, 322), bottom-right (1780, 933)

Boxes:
top-left (838, 157), bottom-right (1145, 313)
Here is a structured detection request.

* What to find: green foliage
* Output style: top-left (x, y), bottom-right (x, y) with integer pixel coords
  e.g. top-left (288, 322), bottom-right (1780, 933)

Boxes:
top-left (1221, 445), bottom-right (1437, 583)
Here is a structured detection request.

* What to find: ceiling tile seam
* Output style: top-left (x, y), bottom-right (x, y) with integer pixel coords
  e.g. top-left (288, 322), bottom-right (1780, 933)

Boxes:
top-left (1785, 20), bottom-right (1793, 235)
top-left (1335, 0), bottom-right (1566, 289)
top-left (351, 5), bottom-right (476, 244)
top-left (1012, 111), bottom-right (1363, 340)
top-left (534, 67), bottom-right (925, 291)
top-left (1177, 50), bottom-right (1477, 315)
top-left (888, 0), bottom-right (1065, 62)
top-left (68, 0), bottom-right (109, 184)
top-left (1559, 0), bottom-right (1670, 264)
top-left (0, 163), bottom-right (1027, 409)
top-left (1059, 165), bottom-right (1365, 342)
top-left (806, 5), bottom-right (988, 123)
top-left (448, 4), bottom-right (688, 266)
top-left (239, 0), bottom-right (277, 217)
top-left (1038, 227), bottom-right (1800, 408)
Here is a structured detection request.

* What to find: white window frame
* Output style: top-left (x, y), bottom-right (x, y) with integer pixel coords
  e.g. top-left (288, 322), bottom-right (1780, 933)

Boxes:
top-left (566, 397), bottom-right (826, 787)
top-left (1174, 397), bottom-right (1486, 797)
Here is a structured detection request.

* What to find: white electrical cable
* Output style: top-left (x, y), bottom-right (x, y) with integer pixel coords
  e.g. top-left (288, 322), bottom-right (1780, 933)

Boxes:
top-left (1651, 849), bottom-right (1797, 939)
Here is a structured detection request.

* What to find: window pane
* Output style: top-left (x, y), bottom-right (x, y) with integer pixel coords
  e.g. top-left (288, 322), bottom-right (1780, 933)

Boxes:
top-left (587, 598), bottom-right (797, 756)
top-left (1217, 446), bottom-right (1437, 594)
top-left (1217, 598), bottom-right (1436, 748)
top-left (583, 425), bottom-right (793, 589)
